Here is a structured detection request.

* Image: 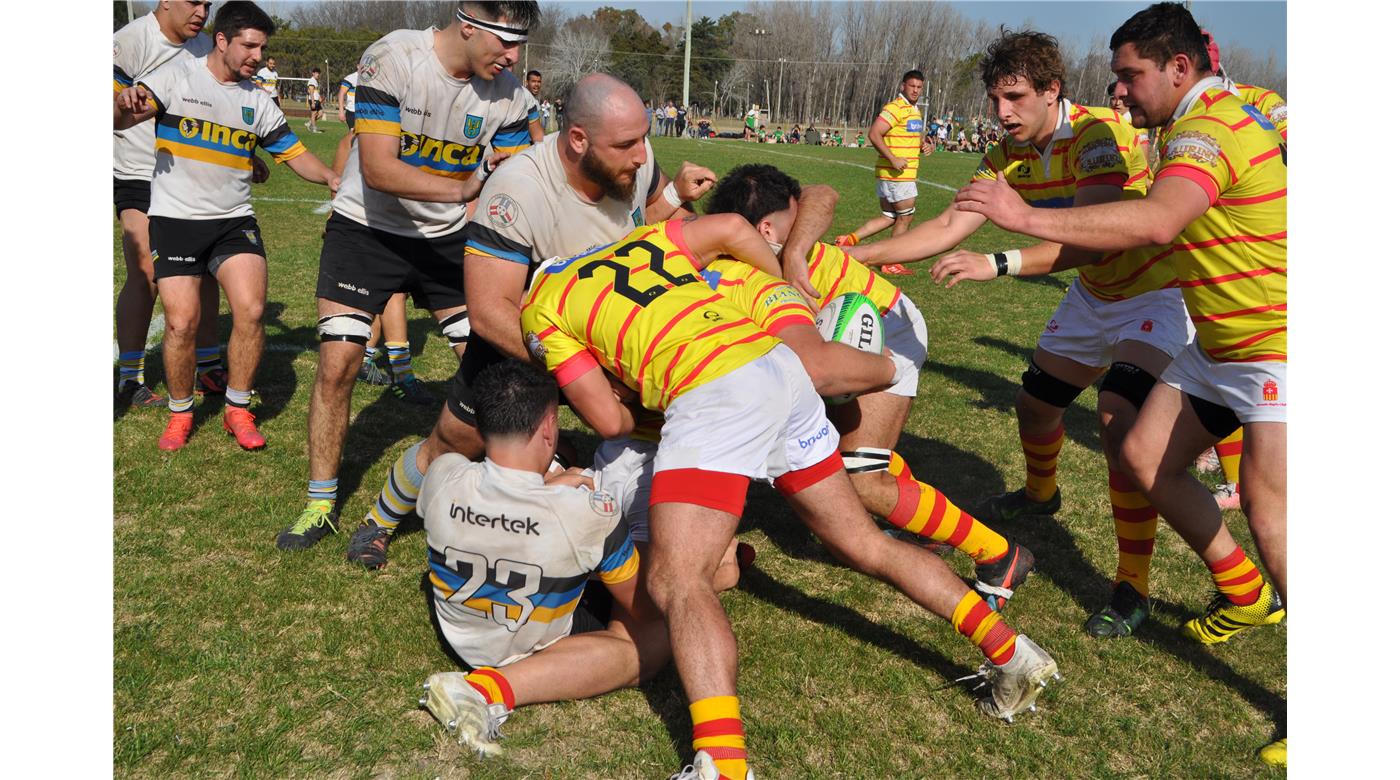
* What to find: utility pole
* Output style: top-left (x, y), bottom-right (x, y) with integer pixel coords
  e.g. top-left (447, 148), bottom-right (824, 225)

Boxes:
top-left (681, 0), bottom-right (693, 111)
top-left (775, 58), bottom-right (785, 125)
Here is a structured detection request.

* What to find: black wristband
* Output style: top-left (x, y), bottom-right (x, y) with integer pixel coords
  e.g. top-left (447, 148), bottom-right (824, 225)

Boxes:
top-left (993, 252), bottom-right (1009, 277)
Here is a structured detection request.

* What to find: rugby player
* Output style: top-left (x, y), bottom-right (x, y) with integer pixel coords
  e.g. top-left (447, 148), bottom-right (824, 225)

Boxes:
top-left (954, 3), bottom-right (1286, 763)
top-left (113, 1), bottom-right (338, 452)
top-left (708, 164), bottom-right (1035, 610)
top-left (344, 73), bottom-right (720, 569)
top-left (836, 69), bottom-right (934, 276)
top-left (113, 0), bottom-right (235, 413)
top-left (253, 55), bottom-right (278, 106)
top-left (303, 67), bottom-right (323, 133)
top-left (277, 1), bottom-right (542, 551)
top-left (416, 360), bottom-right (669, 757)
top-left (331, 66), bottom-right (358, 174)
top-left (523, 215), bottom-right (1061, 780)
top-left (850, 29), bottom-right (1187, 639)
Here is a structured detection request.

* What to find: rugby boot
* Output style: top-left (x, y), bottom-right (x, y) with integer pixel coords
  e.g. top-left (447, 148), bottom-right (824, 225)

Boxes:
top-left (420, 672), bottom-right (508, 757)
top-left (973, 542), bottom-right (1034, 611)
top-left (1181, 582), bottom-right (1285, 645)
top-left (223, 407), bottom-right (266, 450)
top-left (158, 411), bottom-right (195, 451)
top-left (1084, 581), bottom-right (1151, 638)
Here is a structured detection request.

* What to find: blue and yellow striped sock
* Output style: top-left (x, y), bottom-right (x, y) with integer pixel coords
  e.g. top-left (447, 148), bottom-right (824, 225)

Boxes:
top-left (225, 387), bottom-right (253, 409)
top-left (365, 441), bottom-right (424, 531)
top-left (118, 350), bottom-right (145, 387)
top-left (308, 478), bottom-right (338, 504)
top-left (195, 345), bottom-right (222, 377)
top-left (168, 395), bottom-right (194, 414)
top-left (385, 341), bottom-right (414, 383)
top-left (363, 346), bottom-right (380, 363)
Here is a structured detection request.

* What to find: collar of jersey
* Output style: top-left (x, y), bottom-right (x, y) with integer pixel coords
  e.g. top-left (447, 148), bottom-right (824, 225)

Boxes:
top-left (1171, 75), bottom-right (1227, 122)
top-left (484, 458), bottom-right (546, 485)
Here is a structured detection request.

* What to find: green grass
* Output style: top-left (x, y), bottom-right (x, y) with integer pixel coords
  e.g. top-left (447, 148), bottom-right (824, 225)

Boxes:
top-left (114, 127), bottom-right (1285, 778)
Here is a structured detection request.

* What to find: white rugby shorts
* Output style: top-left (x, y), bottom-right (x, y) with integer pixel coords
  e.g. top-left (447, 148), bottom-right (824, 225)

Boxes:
top-left (883, 294), bottom-right (928, 397)
top-left (1038, 281), bottom-right (1193, 369)
top-left (1162, 340), bottom-right (1287, 424)
top-left (876, 179), bottom-right (918, 205)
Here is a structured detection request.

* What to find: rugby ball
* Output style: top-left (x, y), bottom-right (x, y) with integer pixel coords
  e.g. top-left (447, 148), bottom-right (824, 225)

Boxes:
top-left (813, 292), bottom-right (885, 404)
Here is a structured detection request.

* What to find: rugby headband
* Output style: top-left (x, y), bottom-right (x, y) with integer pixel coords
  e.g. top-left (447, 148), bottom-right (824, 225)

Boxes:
top-left (455, 8), bottom-right (529, 43)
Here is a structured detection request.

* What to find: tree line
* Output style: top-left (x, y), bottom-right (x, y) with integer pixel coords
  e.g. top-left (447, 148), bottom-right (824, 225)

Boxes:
top-left (115, 1), bottom-right (1286, 129)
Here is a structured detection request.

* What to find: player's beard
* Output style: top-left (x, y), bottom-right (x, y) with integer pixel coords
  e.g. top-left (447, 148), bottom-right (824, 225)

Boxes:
top-left (580, 146), bottom-right (637, 202)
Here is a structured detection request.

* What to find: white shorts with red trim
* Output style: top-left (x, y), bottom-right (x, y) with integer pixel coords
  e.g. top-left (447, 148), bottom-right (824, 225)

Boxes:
top-left (884, 294), bottom-right (928, 397)
top-left (1038, 280), bottom-right (1194, 369)
top-left (592, 436), bottom-right (659, 543)
top-left (650, 345), bottom-right (839, 515)
top-left (1162, 339), bottom-right (1287, 424)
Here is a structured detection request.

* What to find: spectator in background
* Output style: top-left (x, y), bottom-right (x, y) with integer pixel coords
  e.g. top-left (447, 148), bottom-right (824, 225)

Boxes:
top-left (804, 124), bottom-right (820, 145)
top-left (525, 69), bottom-right (548, 132)
top-left (744, 104), bottom-right (759, 141)
top-left (675, 101), bottom-right (687, 137)
top-left (855, 132), bottom-right (866, 147)
top-left (663, 100), bottom-right (677, 136)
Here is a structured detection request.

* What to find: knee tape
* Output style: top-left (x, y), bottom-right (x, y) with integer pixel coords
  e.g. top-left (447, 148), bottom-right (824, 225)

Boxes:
top-left (1021, 360), bottom-right (1085, 408)
top-left (1099, 361), bottom-right (1157, 410)
top-left (438, 311), bottom-right (472, 346)
top-left (842, 448), bottom-right (892, 475)
top-left (880, 210), bottom-right (897, 220)
top-left (317, 312), bottom-right (373, 344)
top-left (893, 206), bottom-right (916, 217)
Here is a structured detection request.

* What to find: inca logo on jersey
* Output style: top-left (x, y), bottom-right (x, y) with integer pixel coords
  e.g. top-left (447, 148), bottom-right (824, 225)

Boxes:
top-left (398, 131), bottom-right (483, 172)
top-left (463, 113), bottom-right (484, 139)
top-left (1262, 379), bottom-right (1279, 402)
top-left (171, 116), bottom-right (259, 153)
top-left (179, 117), bottom-right (201, 138)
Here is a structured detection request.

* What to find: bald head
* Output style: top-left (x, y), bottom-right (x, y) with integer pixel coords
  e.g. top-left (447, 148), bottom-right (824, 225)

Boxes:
top-left (563, 73), bottom-right (646, 135)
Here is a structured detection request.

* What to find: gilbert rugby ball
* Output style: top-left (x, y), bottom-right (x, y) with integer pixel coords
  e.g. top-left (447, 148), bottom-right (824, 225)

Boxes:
top-left (813, 292), bottom-right (884, 404)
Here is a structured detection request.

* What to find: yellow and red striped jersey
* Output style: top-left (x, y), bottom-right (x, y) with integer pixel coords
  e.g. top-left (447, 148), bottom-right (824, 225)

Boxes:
top-left (700, 261), bottom-right (814, 335)
top-left (1156, 80), bottom-right (1287, 363)
top-left (1081, 105), bottom-right (1154, 189)
top-left (875, 95), bottom-right (924, 181)
top-left (521, 222), bottom-right (779, 411)
top-left (804, 242), bottom-right (902, 314)
top-left (975, 100), bottom-right (1175, 301)
top-left (1234, 83), bottom-right (1288, 141)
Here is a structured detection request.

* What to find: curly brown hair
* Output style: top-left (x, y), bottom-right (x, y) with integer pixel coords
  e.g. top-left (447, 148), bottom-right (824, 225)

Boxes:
top-left (980, 27), bottom-right (1065, 96)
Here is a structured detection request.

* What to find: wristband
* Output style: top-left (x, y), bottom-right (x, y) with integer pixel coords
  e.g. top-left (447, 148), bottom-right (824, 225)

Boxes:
top-left (662, 181), bottom-right (683, 209)
top-left (987, 249), bottom-right (1024, 277)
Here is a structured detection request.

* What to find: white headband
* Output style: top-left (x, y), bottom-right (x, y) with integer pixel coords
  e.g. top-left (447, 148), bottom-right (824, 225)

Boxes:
top-left (456, 9), bottom-right (529, 43)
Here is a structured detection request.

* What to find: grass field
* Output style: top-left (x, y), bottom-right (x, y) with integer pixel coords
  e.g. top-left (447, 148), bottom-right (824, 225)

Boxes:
top-left (113, 123), bottom-right (1285, 778)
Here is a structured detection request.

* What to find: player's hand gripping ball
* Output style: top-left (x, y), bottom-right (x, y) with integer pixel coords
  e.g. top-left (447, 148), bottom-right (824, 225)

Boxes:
top-left (813, 292), bottom-right (885, 404)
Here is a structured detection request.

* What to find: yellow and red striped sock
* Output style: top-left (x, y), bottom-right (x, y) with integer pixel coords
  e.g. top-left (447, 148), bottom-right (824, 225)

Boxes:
top-left (465, 667), bottom-right (516, 711)
top-left (1215, 427), bottom-right (1243, 486)
top-left (1109, 469), bottom-right (1158, 597)
top-left (690, 696), bottom-right (747, 780)
top-left (1207, 545), bottom-right (1264, 606)
top-left (952, 590), bottom-right (1018, 664)
top-left (1021, 424), bottom-right (1064, 503)
top-left (888, 452), bottom-right (1009, 564)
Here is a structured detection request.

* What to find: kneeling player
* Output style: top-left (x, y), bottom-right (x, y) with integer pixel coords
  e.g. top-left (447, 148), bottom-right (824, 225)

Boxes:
top-left (113, 1), bottom-right (338, 451)
top-left (418, 360), bottom-right (670, 756)
top-left (524, 214), bottom-right (1060, 779)
top-left (708, 164), bottom-right (1035, 610)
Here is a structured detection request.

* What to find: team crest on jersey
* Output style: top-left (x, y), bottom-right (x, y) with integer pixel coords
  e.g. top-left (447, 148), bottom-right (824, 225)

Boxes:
top-left (358, 54), bottom-right (380, 83)
top-left (1240, 104), bottom-right (1276, 132)
top-left (487, 194), bottom-right (517, 228)
top-left (1078, 138), bottom-right (1124, 173)
top-left (589, 489), bottom-right (619, 516)
top-left (1269, 104), bottom-right (1287, 124)
top-left (242, 106), bottom-right (255, 125)
top-left (179, 117), bottom-right (201, 138)
top-left (525, 331), bottom-right (547, 362)
top-left (630, 207), bottom-right (643, 226)
top-left (1262, 379), bottom-right (1279, 402)
top-left (244, 230), bottom-right (259, 245)
top-left (1014, 162), bottom-right (1031, 178)
top-left (463, 114), bottom-right (484, 139)
top-left (1163, 131), bottom-right (1221, 167)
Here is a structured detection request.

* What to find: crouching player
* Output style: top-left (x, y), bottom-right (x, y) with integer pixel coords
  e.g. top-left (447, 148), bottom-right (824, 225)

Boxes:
top-left (708, 164), bottom-right (1035, 610)
top-left (113, 1), bottom-right (339, 451)
top-left (523, 215), bottom-right (1060, 780)
top-left (418, 359), bottom-right (670, 756)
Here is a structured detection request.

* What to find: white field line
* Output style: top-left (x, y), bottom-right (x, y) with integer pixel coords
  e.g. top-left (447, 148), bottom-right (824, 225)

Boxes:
top-left (695, 138), bottom-right (958, 192)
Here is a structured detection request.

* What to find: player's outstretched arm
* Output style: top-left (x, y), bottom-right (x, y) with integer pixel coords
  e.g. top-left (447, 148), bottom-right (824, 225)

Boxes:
top-left (113, 86), bottom-right (158, 130)
top-left (284, 149), bottom-right (340, 193)
top-left (678, 214), bottom-right (782, 278)
top-left (956, 172), bottom-right (1209, 250)
top-left (777, 325), bottom-right (895, 397)
top-left (780, 184), bottom-right (838, 300)
top-left (849, 202), bottom-right (985, 266)
top-left (557, 365), bottom-right (636, 439)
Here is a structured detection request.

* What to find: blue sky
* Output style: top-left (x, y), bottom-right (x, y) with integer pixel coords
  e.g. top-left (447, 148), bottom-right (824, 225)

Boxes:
top-left (555, 1), bottom-right (1287, 63)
